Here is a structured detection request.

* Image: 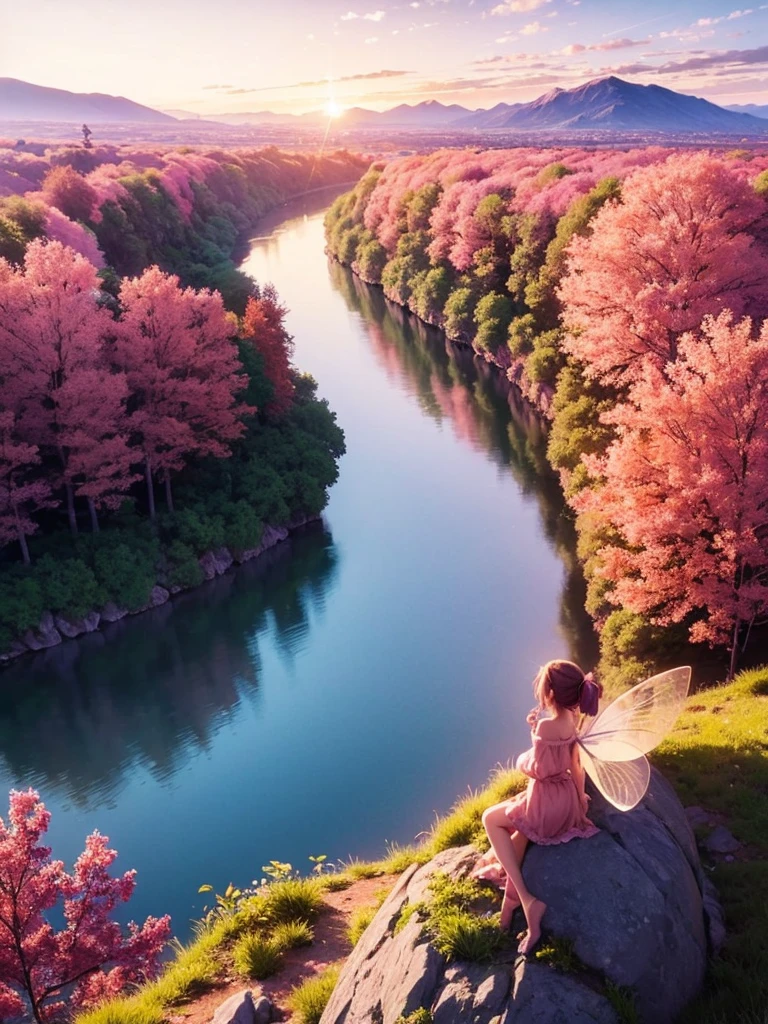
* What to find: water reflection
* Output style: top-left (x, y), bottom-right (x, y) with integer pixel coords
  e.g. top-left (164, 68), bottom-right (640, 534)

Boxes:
top-left (0, 524), bottom-right (339, 807)
top-left (328, 263), bottom-right (597, 669)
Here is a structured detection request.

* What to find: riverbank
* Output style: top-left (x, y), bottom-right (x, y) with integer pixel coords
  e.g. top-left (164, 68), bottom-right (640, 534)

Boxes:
top-left (0, 516), bottom-right (318, 665)
top-left (325, 153), bottom-right (768, 685)
top-left (74, 664), bottom-right (768, 1024)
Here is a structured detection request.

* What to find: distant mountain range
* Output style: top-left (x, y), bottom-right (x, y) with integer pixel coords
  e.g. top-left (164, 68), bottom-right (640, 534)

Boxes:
top-left (182, 78), bottom-right (768, 135)
top-left (726, 102), bottom-right (768, 120)
top-left (2, 75), bottom-right (766, 136)
top-left (454, 77), bottom-right (767, 133)
top-left (0, 78), bottom-right (174, 123)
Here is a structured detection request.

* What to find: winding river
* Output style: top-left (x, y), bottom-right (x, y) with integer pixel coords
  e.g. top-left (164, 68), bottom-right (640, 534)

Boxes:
top-left (0, 190), bottom-right (596, 938)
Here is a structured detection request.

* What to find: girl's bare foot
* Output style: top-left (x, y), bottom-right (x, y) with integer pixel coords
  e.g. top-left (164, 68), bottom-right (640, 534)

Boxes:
top-left (518, 898), bottom-right (547, 954)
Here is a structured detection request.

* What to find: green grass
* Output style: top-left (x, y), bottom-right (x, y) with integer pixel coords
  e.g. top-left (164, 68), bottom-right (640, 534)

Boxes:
top-left (347, 904), bottom-right (377, 947)
top-left (76, 666), bottom-right (765, 1024)
top-left (535, 936), bottom-right (581, 974)
top-left (652, 665), bottom-right (768, 1024)
top-left (406, 872), bottom-right (505, 964)
top-left (338, 858), bottom-right (384, 880)
top-left (319, 874), bottom-right (353, 891)
top-left (604, 981), bottom-right (640, 1024)
top-left (272, 919), bottom-right (314, 950)
top-left (76, 923), bottom-right (226, 1024)
top-left (346, 887), bottom-right (390, 947)
top-left (232, 933), bottom-right (283, 979)
top-left (286, 965), bottom-right (340, 1024)
top-left (395, 1011), bottom-right (433, 1024)
top-left (262, 877), bottom-right (324, 924)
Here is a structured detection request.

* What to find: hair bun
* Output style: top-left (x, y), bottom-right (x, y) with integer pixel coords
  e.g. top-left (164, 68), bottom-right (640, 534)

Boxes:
top-left (578, 672), bottom-right (601, 716)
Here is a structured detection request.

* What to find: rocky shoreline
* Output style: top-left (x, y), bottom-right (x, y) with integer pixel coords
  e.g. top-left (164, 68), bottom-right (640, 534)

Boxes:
top-left (0, 517), bottom-right (318, 665)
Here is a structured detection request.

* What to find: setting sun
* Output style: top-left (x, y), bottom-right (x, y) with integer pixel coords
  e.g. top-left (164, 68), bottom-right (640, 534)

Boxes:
top-left (325, 99), bottom-right (342, 119)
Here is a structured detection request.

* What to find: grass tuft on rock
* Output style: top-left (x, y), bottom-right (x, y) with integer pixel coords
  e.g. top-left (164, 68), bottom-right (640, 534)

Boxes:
top-left (604, 981), bottom-right (640, 1024)
top-left (408, 872), bottom-right (505, 964)
top-left (346, 887), bottom-right (390, 947)
top-left (395, 1011), bottom-right (434, 1024)
top-left (346, 904), bottom-right (377, 947)
top-left (286, 965), bottom-right (340, 1024)
top-left (535, 936), bottom-right (581, 974)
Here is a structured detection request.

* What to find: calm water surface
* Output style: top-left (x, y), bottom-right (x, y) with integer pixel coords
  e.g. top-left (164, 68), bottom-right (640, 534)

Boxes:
top-left (0, 191), bottom-right (595, 937)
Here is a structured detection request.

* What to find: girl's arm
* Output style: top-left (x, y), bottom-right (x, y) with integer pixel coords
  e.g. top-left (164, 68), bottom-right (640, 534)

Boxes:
top-left (571, 743), bottom-right (589, 813)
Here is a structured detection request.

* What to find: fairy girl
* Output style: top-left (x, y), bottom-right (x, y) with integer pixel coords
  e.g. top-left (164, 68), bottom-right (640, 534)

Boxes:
top-left (472, 659), bottom-right (692, 954)
top-left (472, 660), bottom-right (602, 953)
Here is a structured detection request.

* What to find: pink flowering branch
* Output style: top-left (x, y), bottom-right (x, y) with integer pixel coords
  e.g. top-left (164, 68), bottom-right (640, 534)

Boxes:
top-left (0, 790), bottom-right (170, 1023)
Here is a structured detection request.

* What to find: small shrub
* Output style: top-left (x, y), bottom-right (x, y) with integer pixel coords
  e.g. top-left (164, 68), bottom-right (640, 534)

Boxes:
top-left (604, 981), bottom-right (640, 1024)
top-left (429, 909), bottom-right (504, 962)
top-left (415, 873), bottom-right (505, 963)
top-left (380, 843), bottom-right (424, 874)
top-left (165, 540), bottom-right (203, 590)
top-left (263, 878), bottom-right (324, 924)
top-left (394, 901), bottom-right (420, 936)
top-left (395, 1011), bottom-right (433, 1024)
top-left (232, 933), bottom-right (283, 979)
top-left (341, 858), bottom-right (383, 880)
top-left (319, 875), bottom-right (352, 892)
top-left (535, 936), bottom-right (581, 973)
top-left (272, 919), bottom-right (314, 950)
top-left (286, 965), bottom-right (340, 1024)
top-left (347, 904), bottom-right (376, 947)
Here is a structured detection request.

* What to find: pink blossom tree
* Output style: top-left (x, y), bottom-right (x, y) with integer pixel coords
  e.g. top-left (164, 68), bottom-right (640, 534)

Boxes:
top-left (0, 240), bottom-right (119, 533)
top-left (54, 369), bottom-right (138, 532)
top-left (0, 412), bottom-right (53, 563)
top-left (574, 312), bottom-right (768, 676)
top-left (0, 789), bottom-right (171, 1023)
top-left (559, 153), bottom-right (768, 384)
top-left (115, 267), bottom-right (249, 515)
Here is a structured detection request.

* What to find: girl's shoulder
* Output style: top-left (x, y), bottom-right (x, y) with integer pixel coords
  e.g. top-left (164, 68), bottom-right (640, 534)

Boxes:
top-left (534, 715), bottom-right (576, 743)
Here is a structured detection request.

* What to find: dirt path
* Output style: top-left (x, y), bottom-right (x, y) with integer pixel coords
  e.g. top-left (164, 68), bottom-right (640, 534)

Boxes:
top-left (174, 876), bottom-right (397, 1024)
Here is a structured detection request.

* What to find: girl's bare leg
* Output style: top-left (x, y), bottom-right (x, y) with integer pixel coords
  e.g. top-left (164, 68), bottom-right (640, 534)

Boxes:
top-left (482, 804), bottom-right (546, 953)
top-left (499, 832), bottom-right (528, 929)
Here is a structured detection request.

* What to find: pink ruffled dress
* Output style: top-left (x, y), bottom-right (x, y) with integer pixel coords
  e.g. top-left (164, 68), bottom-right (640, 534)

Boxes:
top-left (473, 725), bottom-right (599, 886)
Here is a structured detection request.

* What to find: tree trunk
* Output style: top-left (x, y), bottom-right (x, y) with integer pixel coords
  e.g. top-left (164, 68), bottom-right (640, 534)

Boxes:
top-left (145, 459), bottom-right (156, 520)
top-left (18, 529), bottom-right (30, 566)
top-left (728, 616), bottom-right (741, 680)
top-left (87, 497), bottom-right (100, 533)
top-left (164, 473), bottom-right (174, 513)
top-left (65, 482), bottom-right (78, 536)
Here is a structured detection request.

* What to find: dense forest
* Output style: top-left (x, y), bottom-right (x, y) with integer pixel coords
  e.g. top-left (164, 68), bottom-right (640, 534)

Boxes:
top-left (0, 143), bottom-right (366, 654)
top-left (325, 147), bottom-right (768, 681)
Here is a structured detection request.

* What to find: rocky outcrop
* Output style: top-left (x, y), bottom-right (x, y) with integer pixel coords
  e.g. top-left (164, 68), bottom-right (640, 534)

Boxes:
top-left (101, 601), bottom-right (128, 623)
top-left (54, 610), bottom-right (101, 638)
top-left (320, 770), bottom-right (713, 1024)
top-left (21, 611), bottom-right (62, 650)
top-left (200, 546), bottom-right (235, 580)
top-left (210, 990), bottom-right (275, 1024)
top-left (236, 524), bottom-right (290, 563)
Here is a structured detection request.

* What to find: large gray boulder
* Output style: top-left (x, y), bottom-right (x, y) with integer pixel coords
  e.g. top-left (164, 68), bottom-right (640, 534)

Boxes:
top-left (321, 770), bottom-right (711, 1024)
top-left (22, 611), bottom-right (62, 651)
top-left (199, 546), bottom-right (234, 579)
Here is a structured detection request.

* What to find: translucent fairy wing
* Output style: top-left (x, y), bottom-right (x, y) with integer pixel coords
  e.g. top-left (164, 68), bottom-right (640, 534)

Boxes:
top-left (579, 666), bottom-right (691, 762)
top-left (577, 743), bottom-right (651, 812)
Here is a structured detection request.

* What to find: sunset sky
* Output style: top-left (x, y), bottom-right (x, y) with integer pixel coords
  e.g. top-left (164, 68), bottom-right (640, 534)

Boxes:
top-left (4, 0), bottom-right (768, 115)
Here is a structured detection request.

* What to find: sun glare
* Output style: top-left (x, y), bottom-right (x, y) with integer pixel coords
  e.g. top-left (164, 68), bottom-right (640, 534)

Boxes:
top-left (325, 100), bottom-right (342, 119)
